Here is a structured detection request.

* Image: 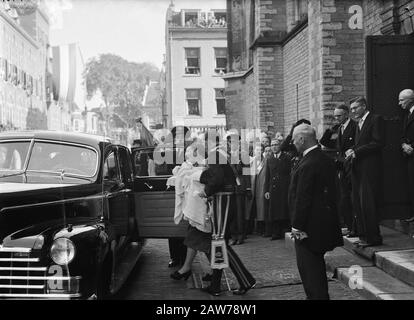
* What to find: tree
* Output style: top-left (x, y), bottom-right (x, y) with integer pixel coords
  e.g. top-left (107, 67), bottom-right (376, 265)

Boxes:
top-left (83, 54), bottom-right (159, 128)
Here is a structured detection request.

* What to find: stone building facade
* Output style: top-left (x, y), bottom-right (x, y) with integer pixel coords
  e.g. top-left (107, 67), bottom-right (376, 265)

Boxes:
top-left (164, 3), bottom-right (228, 134)
top-left (0, 3), bottom-right (50, 130)
top-left (224, 0), bottom-right (414, 137)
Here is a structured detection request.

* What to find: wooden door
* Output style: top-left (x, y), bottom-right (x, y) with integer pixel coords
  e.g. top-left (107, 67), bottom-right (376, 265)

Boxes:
top-left (366, 34), bottom-right (414, 219)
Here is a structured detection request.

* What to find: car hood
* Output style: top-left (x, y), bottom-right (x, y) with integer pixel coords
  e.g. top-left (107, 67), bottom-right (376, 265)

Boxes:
top-left (0, 182), bottom-right (103, 243)
top-left (0, 182), bottom-right (102, 209)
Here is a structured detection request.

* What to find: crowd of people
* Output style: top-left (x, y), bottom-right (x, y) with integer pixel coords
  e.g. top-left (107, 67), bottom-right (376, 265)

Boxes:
top-left (184, 15), bottom-right (227, 28)
top-left (135, 89), bottom-right (414, 300)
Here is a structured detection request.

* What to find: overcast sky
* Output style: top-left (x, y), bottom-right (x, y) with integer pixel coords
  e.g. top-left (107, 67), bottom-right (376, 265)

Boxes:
top-left (48, 0), bottom-right (226, 70)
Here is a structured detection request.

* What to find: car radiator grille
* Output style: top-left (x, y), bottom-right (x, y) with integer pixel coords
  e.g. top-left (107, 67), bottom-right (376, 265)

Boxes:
top-left (0, 247), bottom-right (47, 297)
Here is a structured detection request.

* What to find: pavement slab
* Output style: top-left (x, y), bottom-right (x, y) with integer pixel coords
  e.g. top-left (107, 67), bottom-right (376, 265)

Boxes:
top-left (343, 226), bottom-right (414, 260)
top-left (115, 236), bottom-right (364, 300)
top-left (337, 266), bottom-right (414, 300)
top-left (375, 249), bottom-right (414, 287)
top-left (325, 247), bottom-right (374, 274)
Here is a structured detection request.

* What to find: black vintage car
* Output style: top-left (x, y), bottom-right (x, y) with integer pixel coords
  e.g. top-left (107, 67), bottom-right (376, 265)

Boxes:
top-left (0, 131), bottom-right (186, 299)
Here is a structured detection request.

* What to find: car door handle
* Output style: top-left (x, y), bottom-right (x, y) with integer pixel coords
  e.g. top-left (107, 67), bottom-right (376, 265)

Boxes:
top-left (144, 183), bottom-right (154, 190)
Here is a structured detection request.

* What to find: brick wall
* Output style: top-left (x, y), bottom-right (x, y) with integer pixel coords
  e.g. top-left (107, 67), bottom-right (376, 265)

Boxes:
top-left (307, 0), bottom-right (366, 136)
top-left (256, 46), bottom-right (283, 135)
top-left (257, 0), bottom-right (286, 33)
top-left (364, 0), bottom-right (414, 36)
top-left (308, 0), bottom-right (324, 135)
top-left (326, 0), bottom-right (365, 124)
top-left (225, 0), bottom-right (414, 136)
top-left (283, 26), bottom-right (310, 135)
top-left (364, 0), bottom-right (383, 35)
top-left (225, 69), bottom-right (258, 130)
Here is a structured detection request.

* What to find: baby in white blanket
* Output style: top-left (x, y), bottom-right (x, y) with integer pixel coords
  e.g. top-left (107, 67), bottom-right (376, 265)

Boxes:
top-left (167, 144), bottom-right (211, 233)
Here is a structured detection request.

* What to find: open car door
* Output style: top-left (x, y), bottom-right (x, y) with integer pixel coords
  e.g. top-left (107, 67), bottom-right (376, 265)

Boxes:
top-left (131, 147), bottom-right (188, 238)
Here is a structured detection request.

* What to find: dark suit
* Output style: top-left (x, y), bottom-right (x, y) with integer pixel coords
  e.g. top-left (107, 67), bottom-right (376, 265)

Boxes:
top-left (265, 152), bottom-right (292, 237)
top-left (320, 120), bottom-right (357, 231)
top-left (200, 147), bottom-right (256, 293)
top-left (402, 109), bottom-right (414, 216)
top-left (288, 147), bottom-right (343, 300)
top-left (351, 112), bottom-right (384, 244)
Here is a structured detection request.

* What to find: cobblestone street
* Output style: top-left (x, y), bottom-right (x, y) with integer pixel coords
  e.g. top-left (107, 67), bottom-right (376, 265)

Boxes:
top-left (115, 235), bottom-right (364, 300)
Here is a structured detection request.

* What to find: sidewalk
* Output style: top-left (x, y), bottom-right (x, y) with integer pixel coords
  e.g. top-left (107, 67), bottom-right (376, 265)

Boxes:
top-left (116, 235), bottom-right (363, 300)
top-left (285, 223), bottom-right (414, 300)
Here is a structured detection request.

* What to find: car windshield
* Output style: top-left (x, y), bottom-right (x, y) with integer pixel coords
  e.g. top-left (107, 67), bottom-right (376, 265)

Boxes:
top-left (27, 142), bottom-right (98, 177)
top-left (0, 141), bottom-right (30, 172)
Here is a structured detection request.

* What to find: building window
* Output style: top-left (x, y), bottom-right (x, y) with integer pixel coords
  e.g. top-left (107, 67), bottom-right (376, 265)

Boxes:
top-left (0, 58), bottom-right (4, 81)
top-left (185, 48), bottom-right (200, 75)
top-left (4, 60), bottom-right (10, 82)
top-left (186, 89), bottom-right (201, 116)
top-left (11, 65), bottom-right (17, 86)
top-left (215, 89), bottom-right (226, 115)
top-left (22, 71), bottom-right (27, 90)
top-left (185, 11), bottom-right (198, 26)
top-left (214, 48), bottom-right (227, 74)
top-left (212, 11), bottom-right (227, 25)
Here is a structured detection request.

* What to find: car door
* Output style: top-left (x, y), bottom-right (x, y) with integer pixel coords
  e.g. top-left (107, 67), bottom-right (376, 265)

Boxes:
top-left (116, 145), bottom-right (135, 236)
top-left (102, 147), bottom-right (130, 236)
top-left (131, 147), bottom-right (188, 238)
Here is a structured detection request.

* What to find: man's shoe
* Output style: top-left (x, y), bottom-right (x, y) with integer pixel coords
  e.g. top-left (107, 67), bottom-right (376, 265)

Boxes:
top-left (230, 240), bottom-right (238, 246)
top-left (201, 286), bottom-right (221, 296)
top-left (404, 217), bottom-right (414, 223)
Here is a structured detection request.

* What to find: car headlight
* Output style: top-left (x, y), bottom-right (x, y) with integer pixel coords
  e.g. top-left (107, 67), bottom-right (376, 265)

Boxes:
top-left (50, 238), bottom-right (76, 265)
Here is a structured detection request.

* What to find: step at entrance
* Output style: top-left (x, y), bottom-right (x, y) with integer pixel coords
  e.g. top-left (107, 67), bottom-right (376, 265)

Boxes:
top-left (285, 224), bottom-right (414, 300)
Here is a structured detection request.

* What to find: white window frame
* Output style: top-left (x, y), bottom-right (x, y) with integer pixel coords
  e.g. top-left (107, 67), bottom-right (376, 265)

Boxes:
top-left (184, 48), bottom-right (201, 75)
top-left (185, 89), bottom-right (202, 116)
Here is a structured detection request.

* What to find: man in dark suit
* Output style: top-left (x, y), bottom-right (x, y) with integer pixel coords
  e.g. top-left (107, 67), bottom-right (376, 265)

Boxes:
top-left (320, 105), bottom-right (357, 236)
top-left (399, 89), bottom-right (414, 221)
top-left (264, 137), bottom-right (292, 240)
top-left (346, 97), bottom-right (384, 247)
top-left (289, 124), bottom-right (343, 300)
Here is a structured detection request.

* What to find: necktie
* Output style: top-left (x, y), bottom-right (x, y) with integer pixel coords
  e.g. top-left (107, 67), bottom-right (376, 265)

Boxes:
top-left (341, 124), bottom-right (345, 135)
top-left (359, 119), bottom-right (363, 130)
